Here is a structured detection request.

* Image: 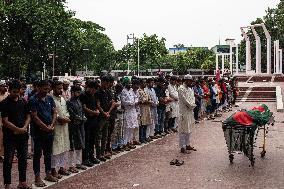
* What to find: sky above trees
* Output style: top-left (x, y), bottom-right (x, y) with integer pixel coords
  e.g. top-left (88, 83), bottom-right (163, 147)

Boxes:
top-left (66, 0), bottom-right (280, 49)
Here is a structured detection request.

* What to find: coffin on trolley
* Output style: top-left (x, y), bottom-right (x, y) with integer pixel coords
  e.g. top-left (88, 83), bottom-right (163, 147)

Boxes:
top-left (222, 104), bottom-right (274, 166)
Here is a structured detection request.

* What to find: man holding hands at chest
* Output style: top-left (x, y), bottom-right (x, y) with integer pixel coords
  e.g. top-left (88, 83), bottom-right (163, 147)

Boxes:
top-left (178, 75), bottom-right (197, 154)
top-left (29, 80), bottom-right (57, 187)
top-left (2, 80), bottom-right (31, 189)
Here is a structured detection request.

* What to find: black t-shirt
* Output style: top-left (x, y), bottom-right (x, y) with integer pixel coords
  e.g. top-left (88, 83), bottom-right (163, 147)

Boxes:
top-left (154, 87), bottom-right (166, 110)
top-left (80, 91), bottom-right (98, 119)
top-left (1, 96), bottom-right (30, 137)
top-left (95, 89), bottom-right (113, 118)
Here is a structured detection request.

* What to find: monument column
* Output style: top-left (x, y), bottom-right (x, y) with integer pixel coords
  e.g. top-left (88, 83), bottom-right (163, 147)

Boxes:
top-left (216, 54), bottom-right (219, 72)
top-left (236, 44), bottom-right (239, 74)
top-left (280, 49), bottom-right (283, 74)
top-left (222, 55), bottom-right (225, 75)
top-left (275, 40), bottom-right (280, 74)
top-left (230, 44), bottom-right (233, 74)
top-left (251, 26), bottom-right (261, 74)
top-left (241, 27), bottom-right (251, 74)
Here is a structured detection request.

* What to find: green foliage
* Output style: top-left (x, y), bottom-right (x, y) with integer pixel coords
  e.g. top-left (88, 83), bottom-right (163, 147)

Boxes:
top-left (170, 48), bottom-right (215, 72)
top-left (115, 37), bottom-right (215, 74)
top-left (115, 34), bottom-right (168, 72)
top-left (0, 0), bottom-right (115, 79)
top-left (239, 1), bottom-right (284, 73)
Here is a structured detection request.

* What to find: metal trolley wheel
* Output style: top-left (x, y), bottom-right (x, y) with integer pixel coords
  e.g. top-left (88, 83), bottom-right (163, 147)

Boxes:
top-left (250, 158), bottom-right (255, 167)
top-left (229, 154), bottom-right (234, 163)
top-left (260, 150), bottom-right (266, 158)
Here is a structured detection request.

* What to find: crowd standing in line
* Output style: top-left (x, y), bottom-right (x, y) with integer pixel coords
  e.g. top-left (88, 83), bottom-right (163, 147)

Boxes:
top-left (0, 74), bottom-right (238, 189)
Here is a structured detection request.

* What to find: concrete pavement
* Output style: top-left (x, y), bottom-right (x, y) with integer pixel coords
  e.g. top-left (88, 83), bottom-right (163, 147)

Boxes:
top-left (48, 102), bottom-right (284, 189)
top-left (1, 102), bottom-right (284, 189)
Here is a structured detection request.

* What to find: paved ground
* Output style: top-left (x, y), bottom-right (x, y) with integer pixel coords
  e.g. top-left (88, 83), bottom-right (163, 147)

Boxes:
top-left (1, 101), bottom-right (284, 189)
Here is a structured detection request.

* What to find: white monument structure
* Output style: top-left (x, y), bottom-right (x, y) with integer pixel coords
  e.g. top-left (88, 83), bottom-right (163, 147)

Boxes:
top-left (240, 27), bottom-right (252, 74)
top-left (215, 39), bottom-right (239, 76)
top-left (215, 53), bottom-right (230, 75)
top-left (274, 40), bottom-right (283, 74)
top-left (215, 23), bottom-right (282, 76)
top-left (240, 23), bottom-right (282, 75)
top-left (250, 26), bottom-right (262, 74)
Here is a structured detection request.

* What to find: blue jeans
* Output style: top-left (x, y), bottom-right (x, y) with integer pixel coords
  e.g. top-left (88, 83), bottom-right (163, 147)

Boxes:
top-left (33, 133), bottom-right (54, 176)
top-left (155, 108), bottom-right (166, 134)
top-left (210, 99), bottom-right (217, 113)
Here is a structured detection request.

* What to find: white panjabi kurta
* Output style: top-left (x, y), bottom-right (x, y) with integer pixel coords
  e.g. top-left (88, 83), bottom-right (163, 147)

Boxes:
top-left (62, 89), bottom-right (71, 101)
top-left (145, 87), bottom-right (158, 125)
top-left (138, 88), bottom-right (153, 126)
top-left (168, 84), bottom-right (179, 118)
top-left (121, 88), bottom-right (139, 129)
top-left (178, 84), bottom-right (196, 134)
top-left (52, 95), bottom-right (70, 155)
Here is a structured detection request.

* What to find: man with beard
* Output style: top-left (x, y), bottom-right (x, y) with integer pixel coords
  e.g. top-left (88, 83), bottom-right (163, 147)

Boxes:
top-left (178, 75), bottom-right (197, 154)
top-left (1, 80), bottom-right (31, 189)
top-left (62, 79), bottom-right (71, 101)
top-left (168, 76), bottom-right (179, 133)
top-left (29, 80), bottom-right (57, 187)
top-left (138, 79), bottom-right (153, 143)
top-left (51, 81), bottom-right (71, 178)
top-left (131, 79), bottom-right (141, 145)
top-left (145, 78), bottom-right (158, 140)
top-left (121, 77), bottom-right (139, 151)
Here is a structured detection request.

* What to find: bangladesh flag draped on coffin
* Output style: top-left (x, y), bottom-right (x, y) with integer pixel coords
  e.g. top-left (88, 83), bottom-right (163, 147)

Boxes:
top-left (223, 104), bottom-right (273, 128)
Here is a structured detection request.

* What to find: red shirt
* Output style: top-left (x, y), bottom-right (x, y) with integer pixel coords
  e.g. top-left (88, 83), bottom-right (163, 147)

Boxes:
top-left (202, 85), bottom-right (210, 100)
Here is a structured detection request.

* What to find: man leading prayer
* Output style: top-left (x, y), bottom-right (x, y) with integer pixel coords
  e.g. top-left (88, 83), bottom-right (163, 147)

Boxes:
top-left (177, 75), bottom-right (197, 154)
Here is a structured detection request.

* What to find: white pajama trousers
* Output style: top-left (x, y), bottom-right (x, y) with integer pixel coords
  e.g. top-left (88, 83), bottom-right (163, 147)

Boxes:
top-left (51, 152), bottom-right (68, 169)
top-left (68, 150), bottom-right (82, 166)
top-left (133, 127), bottom-right (139, 142)
top-left (124, 127), bottom-right (134, 144)
top-left (146, 124), bottom-right (155, 138)
top-left (179, 133), bottom-right (191, 148)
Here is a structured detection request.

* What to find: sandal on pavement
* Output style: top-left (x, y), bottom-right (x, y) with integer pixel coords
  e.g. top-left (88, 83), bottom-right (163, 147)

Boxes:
top-left (58, 168), bottom-right (71, 176)
top-left (175, 160), bottom-right (184, 166)
top-left (186, 145), bottom-right (197, 151)
top-left (17, 186), bottom-right (32, 189)
top-left (170, 159), bottom-right (178, 165)
top-left (44, 175), bottom-right (58, 182)
top-left (34, 180), bottom-right (47, 187)
top-left (180, 148), bottom-right (191, 154)
top-left (76, 164), bottom-right (87, 170)
top-left (69, 167), bottom-right (79, 173)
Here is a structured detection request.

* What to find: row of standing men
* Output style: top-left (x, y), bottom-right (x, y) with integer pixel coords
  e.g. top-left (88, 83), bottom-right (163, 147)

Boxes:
top-left (0, 74), bottom-right (205, 188)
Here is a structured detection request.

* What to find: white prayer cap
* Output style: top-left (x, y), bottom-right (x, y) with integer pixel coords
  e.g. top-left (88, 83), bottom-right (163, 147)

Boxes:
top-left (63, 79), bottom-right (70, 84)
top-left (183, 74), bottom-right (193, 80)
top-left (0, 80), bottom-right (6, 86)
